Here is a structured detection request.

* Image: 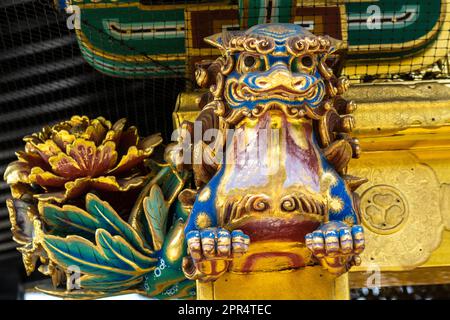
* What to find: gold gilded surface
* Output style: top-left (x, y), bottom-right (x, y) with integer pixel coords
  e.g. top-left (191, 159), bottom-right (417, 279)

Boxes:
top-left (345, 81), bottom-right (450, 275)
top-left (198, 187), bottom-right (211, 202)
top-left (442, 184), bottom-right (450, 229)
top-left (175, 82), bottom-right (450, 147)
top-left (344, 81), bottom-right (450, 151)
top-left (349, 231), bottom-right (450, 288)
top-left (412, 150), bottom-right (450, 232)
top-left (228, 241), bottom-right (313, 273)
top-left (197, 267), bottom-right (349, 300)
top-left (349, 151), bottom-right (443, 270)
top-left (359, 184), bottom-right (408, 235)
top-left (172, 91), bottom-right (203, 127)
top-left (164, 221), bottom-right (186, 264)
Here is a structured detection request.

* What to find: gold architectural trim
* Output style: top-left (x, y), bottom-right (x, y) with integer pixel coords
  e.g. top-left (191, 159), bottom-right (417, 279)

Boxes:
top-left (184, 5), bottom-right (238, 80)
top-left (344, 80), bottom-right (450, 151)
top-left (290, 3), bottom-right (348, 45)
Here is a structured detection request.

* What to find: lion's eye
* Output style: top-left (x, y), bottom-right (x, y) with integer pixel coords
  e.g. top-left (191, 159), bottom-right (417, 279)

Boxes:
top-left (244, 55), bottom-right (256, 68)
top-left (238, 54), bottom-right (265, 73)
top-left (301, 56), bottom-right (313, 68)
top-left (291, 55), bottom-right (315, 73)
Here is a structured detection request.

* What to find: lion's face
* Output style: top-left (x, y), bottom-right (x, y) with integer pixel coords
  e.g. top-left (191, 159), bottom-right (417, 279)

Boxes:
top-left (224, 51), bottom-right (326, 110)
top-left (204, 23), bottom-right (339, 118)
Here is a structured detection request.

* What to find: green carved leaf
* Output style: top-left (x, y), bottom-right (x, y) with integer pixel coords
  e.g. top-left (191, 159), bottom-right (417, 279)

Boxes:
top-left (78, 275), bottom-right (142, 292)
top-left (152, 279), bottom-right (196, 300)
top-left (157, 165), bottom-right (186, 204)
top-left (40, 193), bottom-right (153, 255)
top-left (143, 161), bottom-right (188, 206)
top-left (40, 203), bottom-right (98, 240)
top-left (96, 229), bottom-right (154, 272)
top-left (41, 229), bottom-right (157, 292)
top-left (130, 162), bottom-right (188, 250)
top-left (84, 194), bottom-right (153, 255)
top-left (33, 182), bottom-right (192, 298)
top-left (143, 184), bottom-right (168, 251)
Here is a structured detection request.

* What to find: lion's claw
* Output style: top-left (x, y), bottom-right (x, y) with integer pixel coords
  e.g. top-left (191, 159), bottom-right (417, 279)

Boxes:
top-left (306, 222), bottom-right (365, 275)
top-left (183, 228), bottom-right (250, 281)
top-left (351, 225), bottom-right (365, 254)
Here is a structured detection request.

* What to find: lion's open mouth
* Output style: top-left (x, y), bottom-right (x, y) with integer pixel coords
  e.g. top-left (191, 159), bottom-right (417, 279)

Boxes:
top-left (226, 214), bottom-right (323, 243)
top-left (226, 79), bottom-right (321, 106)
top-left (241, 84), bottom-right (319, 101)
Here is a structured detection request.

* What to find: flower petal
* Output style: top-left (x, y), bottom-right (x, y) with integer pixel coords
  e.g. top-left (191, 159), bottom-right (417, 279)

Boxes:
top-left (34, 191), bottom-right (66, 203)
top-left (94, 141), bottom-right (118, 175)
top-left (28, 167), bottom-right (67, 188)
top-left (90, 175), bottom-right (146, 192)
top-left (67, 115), bottom-right (90, 126)
top-left (65, 139), bottom-right (97, 175)
top-left (35, 175), bottom-right (145, 203)
top-left (6, 198), bottom-right (37, 245)
top-left (4, 160), bottom-right (31, 184)
top-left (16, 151), bottom-right (49, 170)
top-left (52, 129), bottom-right (76, 150)
top-left (138, 133), bottom-right (163, 153)
top-left (103, 118), bottom-right (127, 145)
top-left (48, 152), bottom-right (83, 178)
top-left (94, 116), bottom-right (112, 131)
top-left (27, 139), bottom-right (62, 162)
top-left (107, 146), bottom-right (150, 175)
top-left (64, 177), bottom-right (91, 200)
top-left (80, 118), bottom-right (109, 145)
top-left (24, 126), bottom-right (52, 144)
top-left (34, 177), bottom-right (91, 203)
top-left (66, 139), bottom-right (117, 177)
top-left (117, 126), bottom-right (139, 156)
top-left (10, 183), bottom-right (33, 199)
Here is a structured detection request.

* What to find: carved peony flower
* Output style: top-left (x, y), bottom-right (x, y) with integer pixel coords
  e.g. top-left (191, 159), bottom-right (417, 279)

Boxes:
top-left (4, 116), bottom-right (162, 203)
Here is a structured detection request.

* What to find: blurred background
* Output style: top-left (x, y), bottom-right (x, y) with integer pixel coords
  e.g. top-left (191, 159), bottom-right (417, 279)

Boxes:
top-left (1, 0), bottom-right (450, 299)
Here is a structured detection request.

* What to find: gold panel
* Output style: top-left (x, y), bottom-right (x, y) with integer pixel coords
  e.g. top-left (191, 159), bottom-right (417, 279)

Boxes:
top-left (348, 151), bottom-right (443, 269)
top-left (346, 81), bottom-right (450, 286)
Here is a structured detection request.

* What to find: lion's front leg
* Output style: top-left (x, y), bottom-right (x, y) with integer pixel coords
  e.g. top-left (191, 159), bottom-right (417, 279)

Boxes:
top-left (182, 228), bottom-right (250, 282)
top-left (305, 221), bottom-right (365, 275)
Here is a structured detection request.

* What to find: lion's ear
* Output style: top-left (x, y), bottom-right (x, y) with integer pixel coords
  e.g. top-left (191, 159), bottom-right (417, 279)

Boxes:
top-left (328, 37), bottom-right (346, 54)
top-left (204, 30), bottom-right (244, 53)
top-left (204, 32), bottom-right (224, 51)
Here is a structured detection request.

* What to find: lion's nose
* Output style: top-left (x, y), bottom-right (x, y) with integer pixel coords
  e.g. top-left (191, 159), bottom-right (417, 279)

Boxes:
top-left (256, 66), bottom-right (292, 87)
top-left (270, 67), bottom-right (291, 80)
top-left (257, 71), bottom-right (307, 90)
